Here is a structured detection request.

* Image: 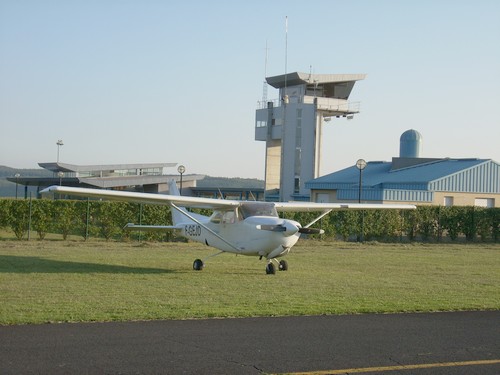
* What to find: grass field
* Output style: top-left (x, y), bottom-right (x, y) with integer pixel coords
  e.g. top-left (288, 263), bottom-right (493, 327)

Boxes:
top-left (0, 239), bottom-right (499, 325)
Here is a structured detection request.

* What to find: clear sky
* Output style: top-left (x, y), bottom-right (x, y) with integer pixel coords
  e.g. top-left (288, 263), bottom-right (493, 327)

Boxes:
top-left (1, 0), bottom-right (499, 179)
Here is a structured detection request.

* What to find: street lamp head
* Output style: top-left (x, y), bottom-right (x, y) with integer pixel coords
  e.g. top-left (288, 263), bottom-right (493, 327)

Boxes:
top-left (177, 165), bottom-right (186, 174)
top-left (356, 159), bottom-right (367, 170)
top-left (15, 173), bottom-right (20, 178)
top-left (56, 140), bottom-right (64, 163)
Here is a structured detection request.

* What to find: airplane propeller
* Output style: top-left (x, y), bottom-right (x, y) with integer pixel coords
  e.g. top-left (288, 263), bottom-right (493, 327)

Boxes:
top-left (257, 222), bottom-right (324, 236)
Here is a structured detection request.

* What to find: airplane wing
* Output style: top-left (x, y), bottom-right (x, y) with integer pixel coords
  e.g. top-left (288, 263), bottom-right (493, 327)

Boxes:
top-left (274, 202), bottom-right (416, 212)
top-left (41, 186), bottom-right (416, 212)
top-left (40, 186), bottom-right (241, 210)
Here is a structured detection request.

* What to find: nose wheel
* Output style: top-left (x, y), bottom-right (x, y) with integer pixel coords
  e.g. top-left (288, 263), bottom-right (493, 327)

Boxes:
top-left (278, 259), bottom-right (288, 271)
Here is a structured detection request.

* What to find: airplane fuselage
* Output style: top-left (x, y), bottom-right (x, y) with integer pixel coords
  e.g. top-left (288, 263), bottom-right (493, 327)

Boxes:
top-left (180, 215), bottom-right (301, 259)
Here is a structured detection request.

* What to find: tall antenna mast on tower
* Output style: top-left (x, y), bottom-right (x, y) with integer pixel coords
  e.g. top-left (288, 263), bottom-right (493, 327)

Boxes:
top-left (284, 16), bottom-right (288, 97)
top-left (279, 16), bottom-right (289, 202)
top-left (262, 40), bottom-right (269, 105)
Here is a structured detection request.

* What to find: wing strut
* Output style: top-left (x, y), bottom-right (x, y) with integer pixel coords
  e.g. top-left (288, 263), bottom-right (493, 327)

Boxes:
top-left (304, 209), bottom-right (333, 228)
top-left (170, 203), bottom-right (242, 253)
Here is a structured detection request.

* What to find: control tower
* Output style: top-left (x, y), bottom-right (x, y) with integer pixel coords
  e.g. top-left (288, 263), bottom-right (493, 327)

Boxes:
top-left (255, 71), bottom-right (366, 201)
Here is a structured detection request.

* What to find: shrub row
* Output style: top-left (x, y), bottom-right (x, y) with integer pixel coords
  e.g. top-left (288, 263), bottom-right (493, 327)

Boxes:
top-left (0, 199), bottom-right (176, 242)
top-left (0, 199), bottom-right (499, 242)
top-left (293, 205), bottom-right (500, 242)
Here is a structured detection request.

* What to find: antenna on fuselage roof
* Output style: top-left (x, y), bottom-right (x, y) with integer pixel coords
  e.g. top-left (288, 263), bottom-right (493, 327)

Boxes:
top-left (249, 191), bottom-right (257, 201)
top-left (217, 188), bottom-right (225, 200)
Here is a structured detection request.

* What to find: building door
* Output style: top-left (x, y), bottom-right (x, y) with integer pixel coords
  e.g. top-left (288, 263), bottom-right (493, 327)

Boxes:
top-left (443, 196), bottom-right (454, 206)
top-left (316, 193), bottom-right (330, 203)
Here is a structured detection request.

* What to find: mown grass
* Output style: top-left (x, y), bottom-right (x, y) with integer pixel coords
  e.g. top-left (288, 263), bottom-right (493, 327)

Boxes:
top-left (0, 238), bottom-right (498, 325)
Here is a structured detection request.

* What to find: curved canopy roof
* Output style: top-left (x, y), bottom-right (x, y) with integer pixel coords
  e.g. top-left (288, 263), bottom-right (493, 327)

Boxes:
top-left (266, 72), bottom-right (366, 89)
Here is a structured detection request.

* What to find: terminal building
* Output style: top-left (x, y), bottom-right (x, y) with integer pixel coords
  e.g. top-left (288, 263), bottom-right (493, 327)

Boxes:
top-left (306, 130), bottom-right (500, 207)
top-left (255, 71), bottom-right (366, 202)
top-left (8, 162), bottom-right (204, 198)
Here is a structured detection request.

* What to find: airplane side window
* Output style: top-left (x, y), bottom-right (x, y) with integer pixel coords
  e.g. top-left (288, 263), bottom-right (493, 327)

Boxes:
top-left (222, 211), bottom-right (235, 224)
top-left (210, 212), bottom-right (223, 224)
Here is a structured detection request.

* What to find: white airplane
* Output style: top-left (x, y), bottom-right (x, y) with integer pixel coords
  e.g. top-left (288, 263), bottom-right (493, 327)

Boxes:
top-left (41, 181), bottom-right (415, 274)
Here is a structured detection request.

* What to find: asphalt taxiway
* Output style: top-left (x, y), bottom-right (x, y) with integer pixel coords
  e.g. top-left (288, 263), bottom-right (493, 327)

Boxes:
top-left (1, 311), bottom-right (499, 374)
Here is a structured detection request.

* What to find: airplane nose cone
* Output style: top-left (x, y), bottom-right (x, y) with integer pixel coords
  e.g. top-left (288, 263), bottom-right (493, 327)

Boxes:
top-left (282, 220), bottom-right (300, 236)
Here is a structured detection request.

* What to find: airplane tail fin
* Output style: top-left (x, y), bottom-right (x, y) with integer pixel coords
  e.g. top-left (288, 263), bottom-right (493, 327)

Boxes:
top-left (168, 180), bottom-right (186, 226)
top-left (168, 179), bottom-right (181, 196)
top-left (167, 179), bottom-right (208, 226)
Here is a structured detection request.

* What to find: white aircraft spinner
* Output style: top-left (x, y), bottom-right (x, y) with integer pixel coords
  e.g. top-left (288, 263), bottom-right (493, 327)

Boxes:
top-left (41, 181), bottom-right (415, 274)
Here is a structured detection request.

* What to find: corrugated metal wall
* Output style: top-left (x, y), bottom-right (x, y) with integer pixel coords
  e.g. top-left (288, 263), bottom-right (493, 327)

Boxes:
top-left (336, 188), bottom-right (434, 202)
top-left (430, 161), bottom-right (500, 193)
top-left (383, 189), bottom-right (433, 202)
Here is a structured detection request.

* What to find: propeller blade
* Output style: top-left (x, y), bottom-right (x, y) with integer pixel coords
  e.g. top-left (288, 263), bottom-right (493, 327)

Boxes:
top-left (298, 227), bottom-right (325, 235)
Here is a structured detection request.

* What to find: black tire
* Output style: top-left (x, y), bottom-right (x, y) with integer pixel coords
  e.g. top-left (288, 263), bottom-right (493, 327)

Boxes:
top-left (265, 263), bottom-right (276, 275)
top-left (193, 259), bottom-right (204, 271)
top-left (278, 260), bottom-right (288, 271)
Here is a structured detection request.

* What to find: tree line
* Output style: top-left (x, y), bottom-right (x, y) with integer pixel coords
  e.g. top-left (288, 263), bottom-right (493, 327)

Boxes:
top-left (0, 199), bottom-right (499, 242)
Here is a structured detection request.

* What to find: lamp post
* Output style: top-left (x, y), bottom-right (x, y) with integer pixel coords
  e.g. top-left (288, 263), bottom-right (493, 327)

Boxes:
top-left (56, 139), bottom-right (64, 163)
top-left (355, 159), bottom-right (367, 242)
top-left (355, 159), bottom-right (367, 203)
top-left (58, 171), bottom-right (64, 186)
top-left (177, 165), bottom-right (185, 196)
top-left (15, 173), bottom-right (20, 199)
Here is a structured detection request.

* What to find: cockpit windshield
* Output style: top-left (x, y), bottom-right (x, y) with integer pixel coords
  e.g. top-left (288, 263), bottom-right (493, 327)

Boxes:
top-left (239, 202), bottom-right (278, 219)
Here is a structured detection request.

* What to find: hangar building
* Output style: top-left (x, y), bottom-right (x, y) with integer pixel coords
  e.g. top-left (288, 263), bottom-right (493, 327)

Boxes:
top-left (306, 130), bottom-right (500, 207)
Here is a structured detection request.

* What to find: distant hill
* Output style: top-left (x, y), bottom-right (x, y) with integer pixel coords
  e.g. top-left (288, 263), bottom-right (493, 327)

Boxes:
top-left (198, 176), bottom-right (264, 189)
top-left (0, 165), bottom-right (263, 197)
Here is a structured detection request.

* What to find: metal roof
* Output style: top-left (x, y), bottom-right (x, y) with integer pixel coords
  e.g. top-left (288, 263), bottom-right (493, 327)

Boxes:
top-left (79, 174), bottom-right (205, 189)
top-left (307, 158), bottom-right (500, 194)
top-left (38, 162), bottom-right (176, 173)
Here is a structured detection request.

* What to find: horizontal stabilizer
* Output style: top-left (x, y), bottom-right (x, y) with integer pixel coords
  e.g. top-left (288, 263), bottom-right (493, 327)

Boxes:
top-left (123, 223), bottom-right (181, 232)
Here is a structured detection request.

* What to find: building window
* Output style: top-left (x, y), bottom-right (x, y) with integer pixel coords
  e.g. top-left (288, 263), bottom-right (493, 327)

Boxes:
top-left (272, 118), bottom-right (283, 126)
top-left (294, 108), bottom-right (302, 178)
top-left (295, 120), bottom-right (302, 147)
top-left (294, 148), bottom-right (301, 175)
top-left (256, 120), bottom-right (267, 128)
top-left (444, 196), bottom-right (454, 206)
top-left (474, 198), bottom-right (494, 208)
top-left (294, 177), bottom-right (300, 194)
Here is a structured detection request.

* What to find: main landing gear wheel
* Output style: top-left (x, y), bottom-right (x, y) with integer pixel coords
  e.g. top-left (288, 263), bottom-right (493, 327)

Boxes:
top-left (278, 260), bottom-right (288, 271)
top-left (193, 259), bottom-right (204, 271)
top-left (265, 263), bottom-right (276, 275)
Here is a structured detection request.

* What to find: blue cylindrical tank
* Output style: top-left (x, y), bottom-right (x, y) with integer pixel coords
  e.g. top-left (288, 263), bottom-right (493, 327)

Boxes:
top-left (400, 129), bottom-right (422, 158)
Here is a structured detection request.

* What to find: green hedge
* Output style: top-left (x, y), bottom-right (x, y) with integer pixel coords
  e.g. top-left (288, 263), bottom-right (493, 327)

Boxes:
top-left (0, 199), bottom-right (175, 241)
top-left (0, 199), bottom-right (499, 242)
